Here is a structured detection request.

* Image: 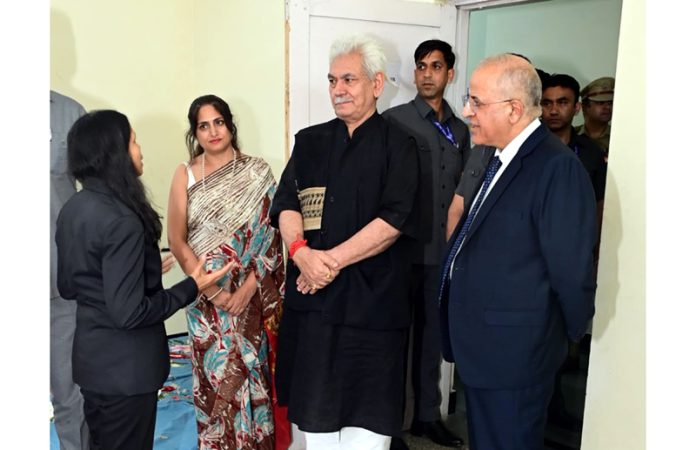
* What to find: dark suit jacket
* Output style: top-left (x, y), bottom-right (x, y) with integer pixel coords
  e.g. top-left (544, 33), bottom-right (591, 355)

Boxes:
top-left (441, 124), bottom-right (597, 389)
top-left (56, 177), bottom-right (198, 396)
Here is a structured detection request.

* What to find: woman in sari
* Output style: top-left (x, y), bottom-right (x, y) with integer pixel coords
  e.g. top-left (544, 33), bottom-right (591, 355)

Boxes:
top-left (167, 95), bottom-right (287, 450)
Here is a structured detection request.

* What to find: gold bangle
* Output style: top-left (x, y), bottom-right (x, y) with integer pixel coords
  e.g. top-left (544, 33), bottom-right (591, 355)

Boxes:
top-left (208, 287), bottom-right (224, 300)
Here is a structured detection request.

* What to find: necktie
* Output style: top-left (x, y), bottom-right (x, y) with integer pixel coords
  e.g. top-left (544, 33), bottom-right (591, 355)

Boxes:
top-left (438, 155), bottom-right (502, 301)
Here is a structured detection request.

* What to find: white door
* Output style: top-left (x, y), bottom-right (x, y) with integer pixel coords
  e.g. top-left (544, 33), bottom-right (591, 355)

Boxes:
top-left (288, 0), bottom-right (459, 144)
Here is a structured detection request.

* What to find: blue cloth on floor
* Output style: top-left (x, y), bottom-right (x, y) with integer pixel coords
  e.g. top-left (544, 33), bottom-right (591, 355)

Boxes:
top-left (50, 336), bottom-right (197, 450)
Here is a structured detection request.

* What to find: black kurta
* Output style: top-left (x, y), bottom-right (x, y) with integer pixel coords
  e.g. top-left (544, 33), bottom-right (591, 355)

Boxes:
top-left (270, 112), bottom-right (419, 330)
top-left (269, 112), bottom-right (419, 436)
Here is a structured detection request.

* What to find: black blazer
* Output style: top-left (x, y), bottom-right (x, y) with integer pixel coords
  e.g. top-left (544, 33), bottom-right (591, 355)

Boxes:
top-left (56, 177), bottom-right (198, 396)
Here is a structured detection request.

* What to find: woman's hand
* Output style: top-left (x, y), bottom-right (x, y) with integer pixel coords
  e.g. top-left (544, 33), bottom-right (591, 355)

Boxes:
top-left (160, 252), bottom-right (176, 274)
top-left (204, 273), bottom-right (257, 315)
top-left (221, 274), bottom-right (257, 316)
top-left (207, 290), bottom-right (233, 309)
top-left (189, 256), bottom-right (234, 291)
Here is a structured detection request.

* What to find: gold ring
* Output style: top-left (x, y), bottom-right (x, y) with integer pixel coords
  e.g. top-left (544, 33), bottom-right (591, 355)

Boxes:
top-left (325, 272), bottom-right (331, 280)
top-left (311, 284), bottom-right (317, 290)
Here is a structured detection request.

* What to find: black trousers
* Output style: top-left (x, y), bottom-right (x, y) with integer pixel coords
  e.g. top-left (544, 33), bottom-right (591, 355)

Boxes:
top-left (409, 264), bottom-right (444, 422)
top-left (81, 389), bottom-right (158, 450)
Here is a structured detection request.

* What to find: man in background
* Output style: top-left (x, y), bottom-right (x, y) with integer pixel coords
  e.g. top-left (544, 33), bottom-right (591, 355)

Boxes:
top-left (541, 73), bottom-right (607, 207)
top-left (577, 76), bottom-right (615, 159)
top-left (383, 39), bottom-right (468, 449)
top-left (50, 90), bottom-right (89, 450)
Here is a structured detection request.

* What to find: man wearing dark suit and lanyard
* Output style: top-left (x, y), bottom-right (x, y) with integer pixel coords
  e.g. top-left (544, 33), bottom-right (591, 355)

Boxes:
top-left (382, 39), bottom-right (468, 449)
top-left (439, 54), bottom-right (597, 450)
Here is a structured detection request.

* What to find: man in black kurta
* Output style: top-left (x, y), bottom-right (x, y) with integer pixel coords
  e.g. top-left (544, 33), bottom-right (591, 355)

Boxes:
top-left (270, 35), bottom-right (419, 449)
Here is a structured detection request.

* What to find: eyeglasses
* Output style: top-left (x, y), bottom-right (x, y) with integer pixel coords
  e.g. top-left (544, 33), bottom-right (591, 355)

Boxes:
top-left (462, 93), bottom-right (514, 114)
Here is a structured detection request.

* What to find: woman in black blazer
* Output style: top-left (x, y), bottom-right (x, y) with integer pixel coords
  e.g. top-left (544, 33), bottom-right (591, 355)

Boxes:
top-left (55, 110), bottom-right (232, 450)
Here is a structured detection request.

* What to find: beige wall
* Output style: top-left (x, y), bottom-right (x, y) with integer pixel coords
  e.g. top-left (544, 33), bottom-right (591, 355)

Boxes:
top-left (188, 0), bottom-right (287, 176)
top-left (582, 0), bottom-right (645, 449)
top-left (51, 0), bottom-right (286, 333)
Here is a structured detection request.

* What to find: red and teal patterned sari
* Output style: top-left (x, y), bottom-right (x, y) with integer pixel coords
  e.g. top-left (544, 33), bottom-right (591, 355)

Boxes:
top-left (186, 155), bottom-right (288, 450)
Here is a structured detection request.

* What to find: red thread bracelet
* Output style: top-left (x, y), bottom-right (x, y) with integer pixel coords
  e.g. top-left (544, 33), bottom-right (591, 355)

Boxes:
top-left (289, 238), bottom-right (308, 259)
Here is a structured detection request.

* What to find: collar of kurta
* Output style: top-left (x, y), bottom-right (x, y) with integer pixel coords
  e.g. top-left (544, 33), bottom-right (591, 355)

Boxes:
top-left (339, 110), bottom-right (381, 141)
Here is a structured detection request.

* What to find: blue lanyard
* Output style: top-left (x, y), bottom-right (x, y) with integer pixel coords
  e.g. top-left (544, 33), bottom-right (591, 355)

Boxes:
top-left (430, 119), bottom-right (459, 148)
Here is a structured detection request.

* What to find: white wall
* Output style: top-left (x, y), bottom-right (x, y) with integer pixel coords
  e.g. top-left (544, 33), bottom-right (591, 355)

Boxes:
top-left (466, 0), bottom-right (623, 125)
top-left (581, 0), bottom-right (645, 448)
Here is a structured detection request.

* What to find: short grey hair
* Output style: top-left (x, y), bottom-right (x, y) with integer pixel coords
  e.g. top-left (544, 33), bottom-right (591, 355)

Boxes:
top-left (329, 35), bottom-right (386, 80)
top-left (480, 53), bottom-right (542, 118)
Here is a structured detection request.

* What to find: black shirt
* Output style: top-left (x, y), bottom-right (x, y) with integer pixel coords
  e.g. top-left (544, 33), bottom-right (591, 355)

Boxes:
top-left (568, 128), bottom-right (607, 201)
top-left (455, 145), bottom-right (496, 215)
top-left (270, 112), bottom-right (419, 329)
top-left (383, 96), bottom-right (470, 264)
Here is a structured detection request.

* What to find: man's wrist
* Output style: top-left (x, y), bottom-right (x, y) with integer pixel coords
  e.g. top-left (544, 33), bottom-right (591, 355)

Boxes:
top-left (289, 237), bottom-right (308, 259)
top-left (325, 248), bottom-right (342, 271)
top-left (291, 245), bottom-right (310, 262)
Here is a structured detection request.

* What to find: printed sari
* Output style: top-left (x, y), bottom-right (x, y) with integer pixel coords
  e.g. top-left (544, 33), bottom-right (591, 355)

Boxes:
top-left (186, 155), bottom-right (289, 450)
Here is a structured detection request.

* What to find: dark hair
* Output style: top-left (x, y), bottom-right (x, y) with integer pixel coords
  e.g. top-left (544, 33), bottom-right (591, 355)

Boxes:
top-left (542, 73), bottom-right (581, 104)
top-left (67, 110), bottom-right (162, 243)
top-left (414, 40), bottom-right (455, 69)
top-left (185, 94), bottom-right (240, 160)
top-left (536, 68), bottom-right (551, 85)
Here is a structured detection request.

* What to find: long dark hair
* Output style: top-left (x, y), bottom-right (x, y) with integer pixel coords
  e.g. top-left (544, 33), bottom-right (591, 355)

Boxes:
top-left (67, 110), bottom-right (162, 243)
top-left (185, 94), bottom-right (240, 160)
